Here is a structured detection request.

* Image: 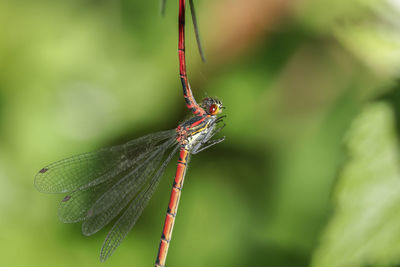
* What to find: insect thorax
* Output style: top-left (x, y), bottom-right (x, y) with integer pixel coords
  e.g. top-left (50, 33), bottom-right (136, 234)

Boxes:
top-left (176, 115), bottom-right (216, 151)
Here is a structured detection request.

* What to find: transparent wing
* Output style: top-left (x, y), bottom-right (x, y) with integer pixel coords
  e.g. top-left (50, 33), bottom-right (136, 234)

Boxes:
top-left (82, 138), bottom-right (176, 236)
top-left (58, 179), bottom-right (114, 223)
top-left (99, 145), bottom-right (179, 262)
top-left (35, 130), bottom-right (176, 193)
top-left (55, 131), bottom-right (176, 225)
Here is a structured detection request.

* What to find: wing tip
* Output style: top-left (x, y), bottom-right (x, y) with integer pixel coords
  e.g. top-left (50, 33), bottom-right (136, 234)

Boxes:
top-left (34, 167), bottom-right (51, 193)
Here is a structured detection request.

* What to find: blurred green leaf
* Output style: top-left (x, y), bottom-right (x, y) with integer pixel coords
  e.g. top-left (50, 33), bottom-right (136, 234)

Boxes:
top-left (297, 0), bottom-right (400, 79)
top-left (312, 102), bottom-right (400, 267)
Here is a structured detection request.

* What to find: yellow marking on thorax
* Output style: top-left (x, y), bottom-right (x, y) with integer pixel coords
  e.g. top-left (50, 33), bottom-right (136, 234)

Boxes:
top-left (190, 122), bottom-right (210, 136)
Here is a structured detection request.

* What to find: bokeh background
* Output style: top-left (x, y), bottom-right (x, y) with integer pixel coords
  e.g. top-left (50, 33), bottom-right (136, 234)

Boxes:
top-left (2, 0), bottom-right (400, 266)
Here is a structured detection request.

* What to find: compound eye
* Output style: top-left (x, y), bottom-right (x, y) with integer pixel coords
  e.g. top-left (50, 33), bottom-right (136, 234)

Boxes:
top-left (209, 104), bottom-right (219, 115)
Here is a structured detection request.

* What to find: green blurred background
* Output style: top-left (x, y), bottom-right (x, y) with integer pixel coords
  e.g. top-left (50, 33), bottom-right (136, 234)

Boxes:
top-left (2, 0), bottom-right (400, 266)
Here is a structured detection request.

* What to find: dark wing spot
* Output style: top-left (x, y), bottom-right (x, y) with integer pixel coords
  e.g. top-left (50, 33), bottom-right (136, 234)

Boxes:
top-left (62, 195), bottom-right (71, 202)
top-left (39, 168), bottom-right (48, 174)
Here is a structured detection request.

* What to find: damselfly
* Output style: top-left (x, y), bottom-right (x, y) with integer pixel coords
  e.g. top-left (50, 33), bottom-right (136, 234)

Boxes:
top-left (35, 97), bottom-right (225, 263)
top-left (35, 1), bottom-right (225, 266)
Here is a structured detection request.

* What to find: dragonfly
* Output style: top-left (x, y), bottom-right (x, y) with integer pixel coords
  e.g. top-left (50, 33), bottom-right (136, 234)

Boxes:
top-left (35, 1), bottom-right (225, 266)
